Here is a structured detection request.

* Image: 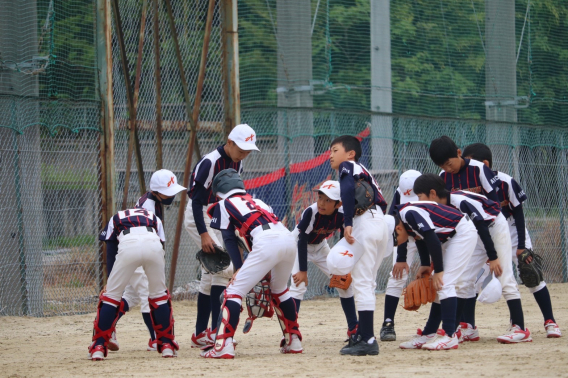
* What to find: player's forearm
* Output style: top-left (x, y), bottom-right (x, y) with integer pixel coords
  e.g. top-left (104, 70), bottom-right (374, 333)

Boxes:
top-left (512, 205), bottom-right (526, 249)
top-left (422, 231), bottom-right (444, 273)
top-left (396, 241), bottom-right (409, 263)
top-left (298, 233), bottom-right (309, 272)
top-left (339, 174), bottom-right (355, 227)
top-left (415, 240), bottom-right (431, 267)
top-left (221, 230), bottom-right (243, 270)
top-left (191, 194), bottom-right (208, 235)
top-left (474, 220), bottom-right (498, 261)
top-left (105, 240), bottom-right (118, 277)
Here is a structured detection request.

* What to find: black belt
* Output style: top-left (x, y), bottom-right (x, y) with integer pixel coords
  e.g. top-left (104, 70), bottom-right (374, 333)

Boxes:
top-left (123, 226), bottom-right (153, 235)
top-left (261, 223), bottom-right (272, 231)
top-left (446, 230), bottom-right (457, 240)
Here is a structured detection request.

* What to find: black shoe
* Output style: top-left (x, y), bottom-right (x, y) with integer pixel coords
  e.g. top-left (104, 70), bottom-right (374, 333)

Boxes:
top-left (340, 335), bottom-right (379, 356)
top-left (380, 321), bottom-right (396, 341)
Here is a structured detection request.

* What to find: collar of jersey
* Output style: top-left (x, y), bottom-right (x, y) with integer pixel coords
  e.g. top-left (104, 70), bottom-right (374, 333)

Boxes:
top-left (217, 144), bottom-right (230, 160)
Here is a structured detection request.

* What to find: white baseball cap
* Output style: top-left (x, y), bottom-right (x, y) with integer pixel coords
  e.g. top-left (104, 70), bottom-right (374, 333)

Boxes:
top-left (315, 180), bottom-right (341, 201)
top-left (399, 170), bottom-right (422, 202)
top-left (477, 274), bottom-right (502, 304)
top-left (150, 169), bottom-right (187, 197)
top-left (228, 124), bottom-right (260, 151)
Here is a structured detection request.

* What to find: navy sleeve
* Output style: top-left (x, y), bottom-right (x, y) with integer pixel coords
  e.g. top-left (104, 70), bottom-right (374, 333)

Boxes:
top-left (298, 232), bottom-right (309, 272)
top-left (338, 162), bottom-right (356, 227)
top-left (485, 189), bottom-right (499, 203)
top-left (458, 201), bottom-right (485, 223)
top-left (297, 207), bottom-right (313, 233)
top-left (395, 241), bottom-right (408, 263)
top-left (415, 240), bottom-right (431, 267)
top-left (512, 204), bottom-right (526, 249)
top-left (473, 220), bottom-right (498, 261)
top-left (388, 191), bottom-right (401, 216)
top-left (193, 159), bottom-right (212, 186)
top-left (422, 230), bottom-right (444, 273)
top-left (106, 240), bottom-right (118, 277)
top-left (405, 211), bottom-right (435, 233)
top-left (191, 183), bottom-right (209, 235)
top-left (221, 227), bottom-right (244, 270)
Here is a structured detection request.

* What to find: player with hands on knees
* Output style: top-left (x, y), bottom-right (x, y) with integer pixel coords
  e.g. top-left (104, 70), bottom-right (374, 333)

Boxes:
top-left (394, 199), bottom-right (478, 350)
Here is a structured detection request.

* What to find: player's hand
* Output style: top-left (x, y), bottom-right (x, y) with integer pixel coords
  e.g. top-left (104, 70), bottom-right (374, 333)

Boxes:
top-left (517, 249), bottom-right (532, 263)
top-left (229, 269), bottom-right (240, 285)
top-left (99, 285), bottom-right (106, 297)
top-left (200, 232), bottom-right (216, 253)
top-left (293, 271), bottom-right (308, 286)
top-left (432, 272), bottom-right (444, 291)
top-left (489, 258), bottom-right (503, 277)
top-left (416, 266), bottom-right (431, 280)
top-left (344, 226), bottom-right (355, 244)
top-left (392, 262), bottom-right (409, 280)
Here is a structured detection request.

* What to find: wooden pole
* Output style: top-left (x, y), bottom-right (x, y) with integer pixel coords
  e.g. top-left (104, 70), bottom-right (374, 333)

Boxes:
top-left (153, 0), bottom-right (163, 170)
top-left (168, 0), bottom-right (216, 292)
top-left (220, 0), bottom-right (240, 138)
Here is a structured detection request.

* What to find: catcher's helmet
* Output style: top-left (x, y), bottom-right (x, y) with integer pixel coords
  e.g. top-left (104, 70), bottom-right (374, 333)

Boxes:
top-left (212, 168), bottom-right (246, 199)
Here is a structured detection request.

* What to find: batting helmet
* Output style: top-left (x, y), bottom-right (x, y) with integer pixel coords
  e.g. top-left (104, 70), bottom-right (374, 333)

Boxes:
top-left (212, 168), bottom-right (246, 199)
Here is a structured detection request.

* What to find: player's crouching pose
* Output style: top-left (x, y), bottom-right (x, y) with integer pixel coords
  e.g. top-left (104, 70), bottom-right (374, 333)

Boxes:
top-left (327, 136), bottom-right (389, 356)
top-left (289, 181), bottom-right (358, 338)
top-left (395, 201), bottom-right (477, 350)
top-left (201, 169), bottom-right (302, 359)
top-left (89, 208), bottom-right (178, 360)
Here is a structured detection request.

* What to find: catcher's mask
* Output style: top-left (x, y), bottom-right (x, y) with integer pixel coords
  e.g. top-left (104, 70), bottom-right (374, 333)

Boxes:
top-left (212, 168), bottom-right (246, 199)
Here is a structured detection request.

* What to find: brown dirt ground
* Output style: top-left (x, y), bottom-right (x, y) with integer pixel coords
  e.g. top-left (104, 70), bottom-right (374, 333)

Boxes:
top-left (2, 284), bottom-right (568, 378)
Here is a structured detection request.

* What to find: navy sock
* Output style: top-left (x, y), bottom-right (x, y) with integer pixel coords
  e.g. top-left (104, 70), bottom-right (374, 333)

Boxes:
top-left (195, 292), bottom-right (211, 335)
top-left (152, 303), bottom-right (172, 345)
top-left (95, 303), bottom-right (119, 346)
top-left (117, 298), bottom-right (129, 321)
top-left (340, 296), bottom-right (358, 331)
top-left (293, 298), bottom-right (301, 314)
top-left (533, 286), bottom-right (555, 322)
top-left (462, 296), bottom-right (477, 327)
top-left (356, 311), bottom-right (374, 342)
top-left (210, 286), bottom-right (226, 332)
top-left (142, 312), bottom-right (155, 340)
top-left (383, 295), bottom-right (399, 323)
top-left (507, 299), bottom-right (525, 330)
top-left (441, 297), bottom-right (458, 336)
top-left (423, 302), bottom-right (441, 335)
top-left (455, 297), bottom-right (466, 325)
top-left (221, 300), bottom-right (241, 336)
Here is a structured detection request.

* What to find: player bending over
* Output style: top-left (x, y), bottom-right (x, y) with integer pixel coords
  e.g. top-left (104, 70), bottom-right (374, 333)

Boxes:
top-left (394, 201), bottom-right (477, 350)
top-left (201, 169), bottom-right (302, 359)
top-left (463, 143), bottom-right (561, 338)
top-left (414, 174), bottom-right (531, 344)
top-left (89, 208), bottom-right (178, 360)
top-left (326, 135), bottom-right (389, 356)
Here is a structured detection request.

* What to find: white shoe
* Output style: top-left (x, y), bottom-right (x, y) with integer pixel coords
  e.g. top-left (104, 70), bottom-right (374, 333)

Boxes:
top-left (280, 334), bottom-right (303, 354)
top-left (147, 339), bottom-right (157, 351)
top-left (88, 344), bottom-right (106, 361)
top-left (460, 322), bottom-right (480, 342)
top-left (422, 329), bottom-right (459, 350)
top-left (191, 329), bottom-right (214, 348)
top-left (399, 329), bottom-right (437, 349)
top-left (545, 320), bottom-right (562, 338)
top-left (161, 343), bottom-right (178, 358)
top-left (497, 325), bottom-right (532, 344)
top-left (200, 338), bottom-right (235, 359)
top-left (108, 331), bottom-right (119, 351)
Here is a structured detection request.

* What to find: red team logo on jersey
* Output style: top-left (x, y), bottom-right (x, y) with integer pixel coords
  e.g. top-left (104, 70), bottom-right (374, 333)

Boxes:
top-left (167, 177), bottom-right (175, 187)
top-left (245, 134), bottom-right (255, 142)
top-left (403, 189), bottom-right (412, 196)
top-left (340, 250), bottom-right (353, 257)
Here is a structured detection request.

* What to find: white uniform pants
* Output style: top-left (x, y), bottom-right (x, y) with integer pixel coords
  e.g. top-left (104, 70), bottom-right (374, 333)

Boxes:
top-left (456, 214), bottom-right (521, 301)
top-left (508, 216), bottom-right (546, 293)
top-left (184, 199), bottom-right (234, 294)
top-left (385, 241), bottom-right (417, 298)
top-left (289, 240), bottom-right (353, 300)
top-left (327, 208), bottom-right (389, 311)
top-left (122, 267), bottom-right (150, 312)
top-left (104, 227), bottom-right (168, 307)
top-left (226, 223), bottom-right (296, 300)
top-left (435, 217), bottom-right (478, 302)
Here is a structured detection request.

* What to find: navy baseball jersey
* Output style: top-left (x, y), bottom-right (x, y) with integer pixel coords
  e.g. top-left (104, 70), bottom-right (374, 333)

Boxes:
top-left (449, 190), bottom-right (501, 224)
top-left (495, 171), bottom-right (527, 218)
top-left (395, 202), bottom-right (464, 243)
top-left (339, 161), bottom-right (388, 226)
top-left (296, 203), bottom-right (344, 245)
top-left (135, 192), bottom-right (163, 221)
top-left (440, 158), bottom-right (500, 199)
top-left (188, 145), bottom-right (244, 205)
top-left (99, 208), bottom-right (166, 243)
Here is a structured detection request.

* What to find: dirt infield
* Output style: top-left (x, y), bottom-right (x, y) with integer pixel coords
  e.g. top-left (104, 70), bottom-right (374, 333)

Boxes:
top-left (2, 284), bottom-right (568, 378)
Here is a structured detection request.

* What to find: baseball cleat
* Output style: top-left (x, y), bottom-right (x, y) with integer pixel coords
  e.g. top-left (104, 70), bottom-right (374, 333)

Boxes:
top-left (280, 335), bottom-right (303, 354)
top-left (89, 345), bottom-right (106, 361)
top-left (455, 328), bottom-right (463, 344)
top-left (497, 325), bottom-right (532, 344)
top-left (545, 320), bottom-right (562, 338)
top-left (191, 329), bottom-right (214, 348)
top-left (161, 343), bottom-right (178, 358)
top-left (460, 322), bottom-right (480, 342)
top-left (380, 321), bottom-right (396, 342)
top-left (399, 329), bottom-right (436, 349)
top-left (107, 331), bottom-right (119, 351)
top-left (422, 329), bottom-right (459, 350)
top-left (147, 338), bottom-right (157, 351)
top-left (200, 338), bottom-right (235, 359)
top-left (340, 335), bottom-right (379, 356)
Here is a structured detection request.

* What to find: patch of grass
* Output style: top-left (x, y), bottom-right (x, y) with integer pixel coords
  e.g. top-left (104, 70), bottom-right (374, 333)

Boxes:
top-left (41, 164), bottom-right (98, 190)
top-left (43, 234), bottom-right (96, 250)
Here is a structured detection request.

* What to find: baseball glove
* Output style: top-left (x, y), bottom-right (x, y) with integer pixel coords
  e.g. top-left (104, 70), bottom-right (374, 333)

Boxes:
top-left (196, 245), bottom-right (231, 274)
top-left (354, 179), bottom-right (375, 216)
top-left (329, 273), bottom-right (352, 290)
top-left (402, 274), bottom-right (437, 311)
top-left (517, 249), bottom-right (544, 288)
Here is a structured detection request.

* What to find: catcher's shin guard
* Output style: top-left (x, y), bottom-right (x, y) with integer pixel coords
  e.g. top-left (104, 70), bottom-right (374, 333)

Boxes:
top-left (209, 291), bottom-right (241, 352)
top-left (271, 289), bottom-right (302, 348)
top-left (88, 295), bottom-right (126, 357)
top-left (148, 291), bottom-right (179, 355)
top-left (243, 275), bottom-right (274, 334)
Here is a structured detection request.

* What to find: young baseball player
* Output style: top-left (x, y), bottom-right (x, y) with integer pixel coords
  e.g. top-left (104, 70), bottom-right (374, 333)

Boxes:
top-left (394, 200), bottom-right (478, 350)
top-left (326, 135), bottom-right (389, 356)
top-left (201, 169), bottom-right (302, 359)
top-left (185, 124), bottom-right (259, 348)
top-left (380, 169), bottom-right (422, 342)
top-left (413, 174), bottom-right (532, 343)
top-left (289, 180), bottom-right (359, 338)
top-left (463, 143), bottom-right (561, 338)
top-left (429, 135), bottom-right (501, 203)
top-left (89, 208), bottom-right (178, 360)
